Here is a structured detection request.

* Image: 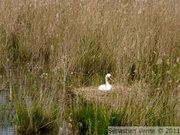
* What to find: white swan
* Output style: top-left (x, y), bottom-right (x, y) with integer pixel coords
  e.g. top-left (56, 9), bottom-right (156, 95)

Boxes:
top-left (98, 73), bottom-right (112, 91)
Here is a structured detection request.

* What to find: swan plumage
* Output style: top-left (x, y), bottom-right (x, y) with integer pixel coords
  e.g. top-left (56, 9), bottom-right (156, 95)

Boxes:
top-left (98, 73), bottom-right (112, 91)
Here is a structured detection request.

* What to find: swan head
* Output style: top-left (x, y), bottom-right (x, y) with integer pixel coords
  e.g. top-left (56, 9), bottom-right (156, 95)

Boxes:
top-left (105, 73), bottom-right (112, 79)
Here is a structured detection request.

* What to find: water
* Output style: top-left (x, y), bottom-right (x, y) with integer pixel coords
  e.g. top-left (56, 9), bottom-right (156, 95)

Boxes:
top-left (0, 90), bottom-right (17, 135)
top-left (0, 127), bottom-right (16, 135)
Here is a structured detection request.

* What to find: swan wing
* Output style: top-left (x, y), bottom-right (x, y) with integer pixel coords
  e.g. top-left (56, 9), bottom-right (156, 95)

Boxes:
top-left (98, 84), bottom-right (112, 91)
top-left (99, 84), bottom-right (106, 90)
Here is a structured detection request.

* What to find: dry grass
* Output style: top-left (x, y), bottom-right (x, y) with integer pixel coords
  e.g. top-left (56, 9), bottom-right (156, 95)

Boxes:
top-left (73, 83), bottom-right (148, 105)
top-left (0, 0), bottom-right (179, 134)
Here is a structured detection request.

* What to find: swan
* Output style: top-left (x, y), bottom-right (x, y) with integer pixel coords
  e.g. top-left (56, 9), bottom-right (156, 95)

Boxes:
top-left (98, 73), bottom-right (112, 91)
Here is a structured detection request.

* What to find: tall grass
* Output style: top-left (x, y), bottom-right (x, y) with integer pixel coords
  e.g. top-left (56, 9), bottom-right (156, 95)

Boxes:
top-left (0, 0), bottom-right (179, 134)
top-left (15, 93), bottom-right (60, 134)
top-left (70, 92), bottom-right (178, 134)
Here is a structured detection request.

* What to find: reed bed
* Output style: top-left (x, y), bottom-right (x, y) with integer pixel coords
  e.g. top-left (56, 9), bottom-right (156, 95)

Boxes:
top-left (0, 0), bottom-right (179, 134)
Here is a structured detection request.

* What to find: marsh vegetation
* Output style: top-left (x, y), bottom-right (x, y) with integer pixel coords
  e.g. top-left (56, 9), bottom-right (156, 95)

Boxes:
top-left (0, 0), bottom-right (179, 134)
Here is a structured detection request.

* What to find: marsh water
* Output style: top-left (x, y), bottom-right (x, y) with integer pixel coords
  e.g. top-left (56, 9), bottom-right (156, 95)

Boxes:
top-left (0, 90), bottom-right (17, 135)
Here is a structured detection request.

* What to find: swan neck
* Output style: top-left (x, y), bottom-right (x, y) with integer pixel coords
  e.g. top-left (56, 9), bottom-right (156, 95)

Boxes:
top-left (105, 77), bottom-right (110, 85)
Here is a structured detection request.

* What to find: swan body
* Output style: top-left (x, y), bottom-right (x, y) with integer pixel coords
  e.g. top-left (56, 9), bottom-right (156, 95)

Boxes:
top-left (98, 73), bottom-right (112, 91)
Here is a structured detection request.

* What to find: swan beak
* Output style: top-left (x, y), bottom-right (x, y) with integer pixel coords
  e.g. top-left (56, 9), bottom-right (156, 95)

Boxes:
top-left (109, 76), bottom-right (113, 80)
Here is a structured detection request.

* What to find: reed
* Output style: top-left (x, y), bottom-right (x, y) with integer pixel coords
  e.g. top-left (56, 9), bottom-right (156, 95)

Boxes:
top-left (0, 0), bottom-right (179, 134)
top-left (14, 90), bottom-right (61, 134)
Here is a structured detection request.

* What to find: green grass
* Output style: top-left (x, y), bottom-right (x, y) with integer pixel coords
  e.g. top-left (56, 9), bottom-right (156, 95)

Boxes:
top-left (14, 94), bottom-right (60, 135)
top-left (71, 103), bottom-right (109, 135)
top-left (70, 93), bottom-right (179, 134)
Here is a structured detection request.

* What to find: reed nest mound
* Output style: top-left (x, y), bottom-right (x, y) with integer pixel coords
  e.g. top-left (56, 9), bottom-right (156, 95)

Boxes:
top-left (73, 83), bottom-right (149, 106)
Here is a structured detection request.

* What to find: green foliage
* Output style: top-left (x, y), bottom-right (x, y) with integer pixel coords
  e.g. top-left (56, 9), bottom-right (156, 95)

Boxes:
top-left (15, 97), bottom-right (59, 135)
top-left (72, 103), bottom-right (109, 135)
top-left (70, 94), bottom-right (179, 134)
